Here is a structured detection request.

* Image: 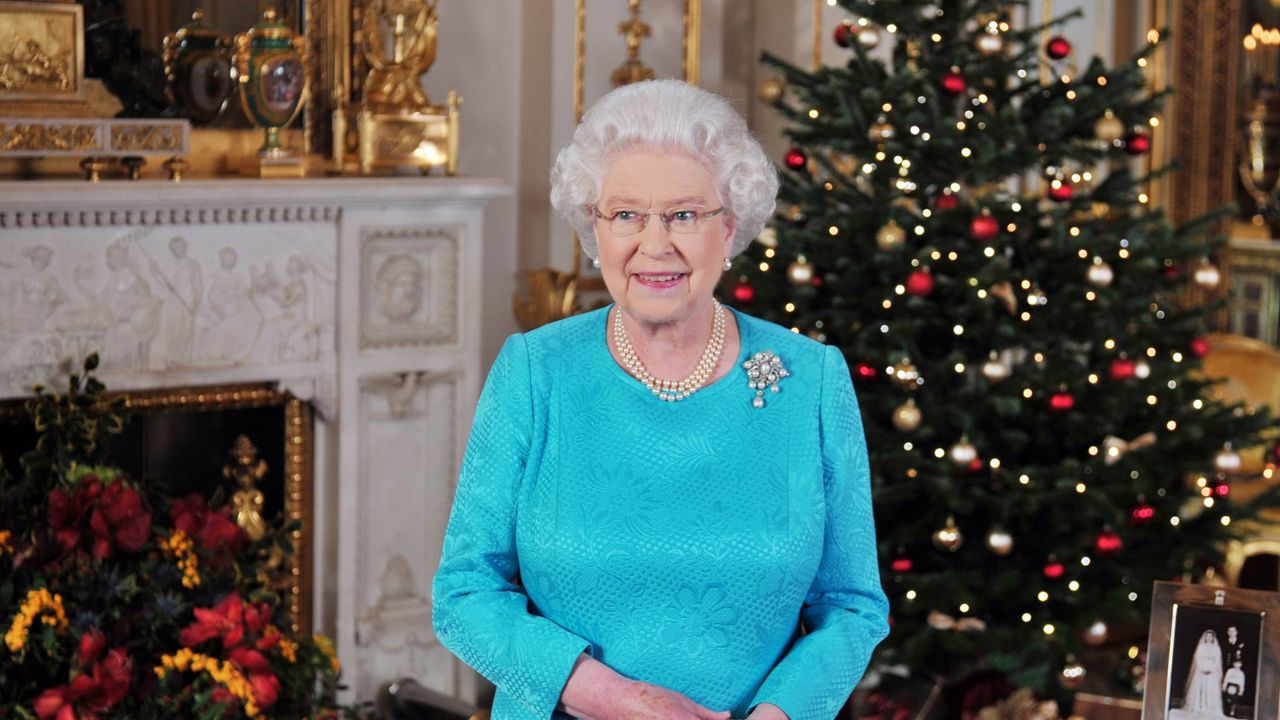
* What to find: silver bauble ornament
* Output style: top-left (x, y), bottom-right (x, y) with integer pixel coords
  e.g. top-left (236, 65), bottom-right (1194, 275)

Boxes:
top-left (933, 517), bottom-right (963, 552)
top-left (1095, 111), bottom-right (1125, 143)
top-left (1193, 261), bottom-right (1221, 289)
top-left (876, 219), bottom-right (906, 250)
top-left (1083, 619), bottom-right (1110, 646)
top-left (1134, 359), bottom-right (1151, 379)
top-left (787, 258), bottom-right (814, 286)
top-left (1087, 258), bottom-right (1114, 287)
top-left (1215, 443), bottom-right (1242, 473)
top-left (975, 30), bottom-right (1004, 56)
top-left (981, 351), bottom-right (1011, 382)
top-left (892, 398), bottom-right (923, 432)
top-left (949, 437), bottom-right (978, 466)
top-left (985, 526), bottom-right (1013, 555)
top-left (857, 25), bottom-right (883, 49)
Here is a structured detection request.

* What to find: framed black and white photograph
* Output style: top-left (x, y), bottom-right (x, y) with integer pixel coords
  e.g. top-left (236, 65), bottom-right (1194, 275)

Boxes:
top-left (1144, 582), bottom-right (1280, 720)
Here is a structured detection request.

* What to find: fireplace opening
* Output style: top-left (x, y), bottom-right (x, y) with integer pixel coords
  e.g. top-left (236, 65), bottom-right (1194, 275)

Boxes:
top-left (0, 384), bottom-right (314, 634)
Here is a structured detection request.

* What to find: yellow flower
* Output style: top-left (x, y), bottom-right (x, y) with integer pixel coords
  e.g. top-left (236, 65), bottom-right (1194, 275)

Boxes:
top-left (155, 649), bottom-right (261, 718)
top-left (313, 633), bottom-right (340, 673)
top-left (0, 529), bottom-right (12, 556)
top-left (5, 588), bottom-right (68, 653)
top-left (160, 531), bottom-right (202, 588)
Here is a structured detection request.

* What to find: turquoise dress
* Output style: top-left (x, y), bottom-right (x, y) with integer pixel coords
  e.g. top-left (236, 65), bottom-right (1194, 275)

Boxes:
top-left (432, 307), bottom-right (888, 720)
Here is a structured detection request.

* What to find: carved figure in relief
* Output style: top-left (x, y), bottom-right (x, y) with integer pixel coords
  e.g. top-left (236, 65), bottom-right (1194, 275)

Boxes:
top-left (225, 434), bottom-right (269, 541)
top-left (147, 236), bottom-right (204, 367)
top-left (374, 253), bottom-right (425, 322)
top-left (250, 254), bottom-right (317, 362)
top-left (10, 245), bottom-right (68, 330)
top-left (196, 247), bottom-right (260, 364)
top-left (74, 239), bottom-right (161, 368)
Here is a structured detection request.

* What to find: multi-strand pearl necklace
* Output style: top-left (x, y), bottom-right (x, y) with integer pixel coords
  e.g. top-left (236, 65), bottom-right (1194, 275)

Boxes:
top-left (612, 301), bottom-right (726, 402)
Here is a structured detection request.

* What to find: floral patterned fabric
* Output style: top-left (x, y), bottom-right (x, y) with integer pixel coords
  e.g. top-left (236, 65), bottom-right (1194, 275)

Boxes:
top-left (432, 307), bottom-right (889, 720)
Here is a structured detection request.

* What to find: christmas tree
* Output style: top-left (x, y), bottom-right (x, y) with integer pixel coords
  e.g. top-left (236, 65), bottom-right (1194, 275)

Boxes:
top-left (732, 0), bottom-right (1278, 699)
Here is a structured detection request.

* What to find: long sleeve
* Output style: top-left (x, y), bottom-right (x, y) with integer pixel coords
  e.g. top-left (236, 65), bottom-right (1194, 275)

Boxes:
top-left (432, 334), bottom-right (590, 719)
top-left (749, 345), bottom-right (890, 720)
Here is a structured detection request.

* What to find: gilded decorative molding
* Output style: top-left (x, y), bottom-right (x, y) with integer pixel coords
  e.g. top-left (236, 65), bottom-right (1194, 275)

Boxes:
top-left (0, 205), bottom-right (338, 229)
top-left (110, 122), bottom-right (185, 153)
top-left (0, 120), bottom-right (98, 151)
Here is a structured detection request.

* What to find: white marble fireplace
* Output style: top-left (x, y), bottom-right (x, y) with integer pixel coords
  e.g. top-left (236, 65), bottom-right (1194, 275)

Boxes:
top-left (0, 176), bottom-right (507, 707)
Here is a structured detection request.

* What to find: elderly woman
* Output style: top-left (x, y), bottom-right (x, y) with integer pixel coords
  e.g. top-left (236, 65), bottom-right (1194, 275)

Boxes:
top-left (432, 79), bottom-right (888, 720)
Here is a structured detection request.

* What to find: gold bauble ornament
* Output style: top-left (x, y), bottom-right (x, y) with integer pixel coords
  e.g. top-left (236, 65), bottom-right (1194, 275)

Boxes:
top-left (892, 398), bottom-right (923, 432)
top-left (759, 77), bottom-right (785, 104)
top-left (891, 358), bottom-right (920, 388)
top-left (1087, 258), bottom-right (1114, 287)
top-left (787, 205), bottom-right (806, 222)
top-left (1215, 443), bottom-right (1242, 473)
top-left (975, 30), bottom-right (1004, 56)
top-left (1060, 659), bottom-right (1087, 689)
top-left (833, 153), bottom-right (859, 176)
top-left (1083, 619), bottom-right (1110, 646)
top-left (869, 119), bottom-right (896, 143)
top-left (876, 219), bottom-right (907, 250)
top-left (981, 351), bottom-right (1011, 382)
top-left (949, 437), bottom-right (978, 466)
top-left (756, 226), bottom-right (778, 248)
top-left (787, 258), bottom-right (815, 285)
top-left (1095, 110), bottom-right (1125, 143)
top-left (1193, 260), bottom-right (1221, 289)
top-left (985, 526), bottom-right (1013, 555)
top-left (933, 516), bottom-right (963, 552)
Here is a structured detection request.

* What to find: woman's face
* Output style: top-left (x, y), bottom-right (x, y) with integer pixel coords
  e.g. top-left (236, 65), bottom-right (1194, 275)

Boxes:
top-left (594, 149), bottom-right (734, 328)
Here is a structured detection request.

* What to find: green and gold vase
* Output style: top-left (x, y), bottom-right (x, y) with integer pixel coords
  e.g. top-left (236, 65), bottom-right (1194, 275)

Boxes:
top-left (163, 10), bottom-right (234, 125)
top-left (233, 7), bottom-right (310, 160)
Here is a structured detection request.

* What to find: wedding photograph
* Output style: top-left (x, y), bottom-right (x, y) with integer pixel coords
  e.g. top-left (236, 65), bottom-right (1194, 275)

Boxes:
top-left (1165, 604), bottom-right (1262, 720)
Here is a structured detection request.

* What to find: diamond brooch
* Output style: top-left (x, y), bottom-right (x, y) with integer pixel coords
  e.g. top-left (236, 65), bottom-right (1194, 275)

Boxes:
top-left (743, 351), bottom-right (789, 408)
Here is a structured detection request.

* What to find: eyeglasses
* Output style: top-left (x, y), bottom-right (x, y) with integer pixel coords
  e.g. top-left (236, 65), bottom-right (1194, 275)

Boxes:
top-left (589, 205), bottom-right (725, 237)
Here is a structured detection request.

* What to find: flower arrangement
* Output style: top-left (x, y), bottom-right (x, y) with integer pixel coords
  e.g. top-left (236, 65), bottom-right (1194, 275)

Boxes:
top-left (0, 356), bottom-right (348, 719)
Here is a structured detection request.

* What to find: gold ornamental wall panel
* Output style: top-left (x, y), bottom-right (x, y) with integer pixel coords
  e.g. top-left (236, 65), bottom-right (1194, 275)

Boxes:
top-left (0, 1), bottom-right (85, 103)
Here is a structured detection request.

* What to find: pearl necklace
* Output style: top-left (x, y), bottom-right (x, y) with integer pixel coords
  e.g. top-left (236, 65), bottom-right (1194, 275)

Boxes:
top-left (612, 301), bottom-right (726, 402)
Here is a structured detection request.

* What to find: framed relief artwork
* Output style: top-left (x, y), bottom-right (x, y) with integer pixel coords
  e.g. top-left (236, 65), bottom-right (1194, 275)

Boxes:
top-left (1143, 581), bottom-right (1280, 720)
top-left (0, 1), bottom-right (84, 102)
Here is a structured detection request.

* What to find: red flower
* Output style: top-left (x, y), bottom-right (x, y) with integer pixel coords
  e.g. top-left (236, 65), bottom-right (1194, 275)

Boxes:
top-left (230, 646), bottom-right (272, 674)
top-left (49, 478), bottom-right (150, 558)
top-left (88, 648), bottom-right (132, 709)
top-left (77, 629), bottom-right (106, 667)
top-left (249, 671), bottom-right (281, 709)
top-left (32, 649), bottom-right (131, 720)
top-left (169, 494), bottom-right (246, 554)
top-left (180, 592), bottom-right (246, 649)
top-left (100, 482), bottom-right (150, 552)
top-left (48, 488), bottom-right (83, 554)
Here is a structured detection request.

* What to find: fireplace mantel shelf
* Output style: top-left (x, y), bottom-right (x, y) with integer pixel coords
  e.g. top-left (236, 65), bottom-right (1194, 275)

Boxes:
top-left (0, 174), bottom-right (503, 706)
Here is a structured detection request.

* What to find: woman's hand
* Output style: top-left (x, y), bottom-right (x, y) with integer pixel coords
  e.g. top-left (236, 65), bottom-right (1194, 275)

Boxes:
top-left (613, 679), bottom-right (732, 720)
top-left (747, 702), bottom-right (790, 720)
top-left (559, 653), bottom-right (730, 720)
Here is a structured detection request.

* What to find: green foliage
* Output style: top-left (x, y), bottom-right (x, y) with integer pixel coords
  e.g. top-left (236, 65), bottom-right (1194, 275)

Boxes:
top-left (733, 0), bottom-right (1280, 702)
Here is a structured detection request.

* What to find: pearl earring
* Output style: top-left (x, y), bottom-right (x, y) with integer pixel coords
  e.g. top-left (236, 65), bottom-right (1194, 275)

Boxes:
top-left (723, 258), bottom-right (732, 271)
top-left (592, 257), bottom-right (601, 269)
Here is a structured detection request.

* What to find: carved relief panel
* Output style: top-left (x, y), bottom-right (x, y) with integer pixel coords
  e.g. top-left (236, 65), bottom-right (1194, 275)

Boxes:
top-left (359, 225), bottom-right (460, 349)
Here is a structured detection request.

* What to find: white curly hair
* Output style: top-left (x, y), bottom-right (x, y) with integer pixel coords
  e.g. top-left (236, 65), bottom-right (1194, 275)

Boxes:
top-left (549, 79), bottom-right (778, 261)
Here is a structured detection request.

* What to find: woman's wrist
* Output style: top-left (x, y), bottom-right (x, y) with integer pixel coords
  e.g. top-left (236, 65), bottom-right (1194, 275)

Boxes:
top-left (559, 653), bottom-right (630, 720)
top-left (748, 702), bottom-right (790, 720)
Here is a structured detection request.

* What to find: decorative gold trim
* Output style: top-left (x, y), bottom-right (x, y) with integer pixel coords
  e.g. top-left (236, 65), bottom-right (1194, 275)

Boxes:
top-left (683, 0), bottom-right (701, 84)
top-left (0, 1), bottom-right (85, 103)
top-left (811, 0), bottom-right (821, 72)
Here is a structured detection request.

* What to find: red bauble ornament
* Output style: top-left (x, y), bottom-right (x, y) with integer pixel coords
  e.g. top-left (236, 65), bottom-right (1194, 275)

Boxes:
top-left (1125, 132), bottom-right (1152, 155)
top-left (1095, 528), bottom-right (1123, 556)
top-left (1049, 181), bottom-right (1073, 202)
top-left (941, 69), bottom-right (967, 96)
top-left (1164, 264), bottom-right (1181, 279)
top-left (891, 556), bottom-right (913, 573)
top-left (1266, 440), bottom-right (1280, 465)
top-left (1130, 502), bottom-right (1156, 526)
top-left (1190, 336), bottom-right (1210, 357)
top-left (1043, 558), bottom-right (1066, 580)
top-left (1046, 36), bottom-right (1072, 60)
top-left (906, 268), bottom-right (935, 296)
top-left (784, 148), bottom-right (808, 171)
top-left (855, 363), bottom-right (878, 380)
top-left (936, 193), bottom-right (959, 211)
top-left (968, 457), bottom-right (985, 473)
top-left (1110, 358), bottom-right (1136, 381)
top-left (1213, 479), bottom-right (1231, 498)
top-left (834, 22), bottom-right (855, 48)
top-left (732, 281), bottom-right (755, 304)
top-left (1049, 391), bottom-right (1075, 411)
top-left (969, 214), bottom-right (1000, 241)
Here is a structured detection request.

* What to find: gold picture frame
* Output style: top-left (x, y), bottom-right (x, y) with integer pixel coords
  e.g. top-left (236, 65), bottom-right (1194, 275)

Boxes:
top-left (1142, 581), bottom-right (1280, 720)
top-left (0, 1), bottom-right (85, 103)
